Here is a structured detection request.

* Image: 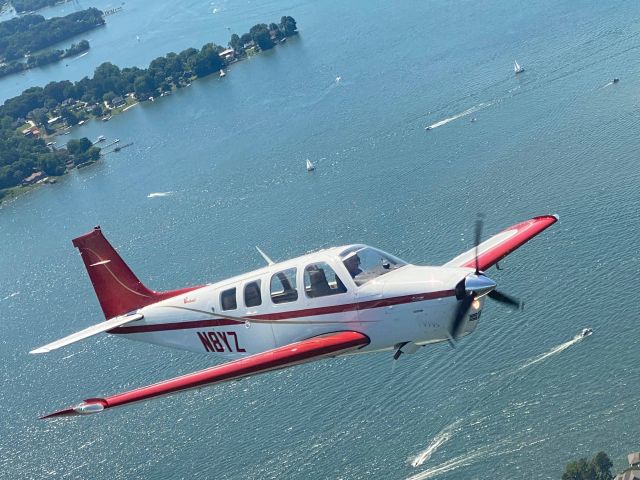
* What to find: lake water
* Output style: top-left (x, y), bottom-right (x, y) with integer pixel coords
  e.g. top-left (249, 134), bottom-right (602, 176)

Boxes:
top-left (1, 0), bottom-right (639, 478)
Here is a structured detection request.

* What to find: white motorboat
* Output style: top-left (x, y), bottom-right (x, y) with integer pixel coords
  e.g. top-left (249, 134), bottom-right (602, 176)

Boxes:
top-left (580, 328), bottom-right (593, 338)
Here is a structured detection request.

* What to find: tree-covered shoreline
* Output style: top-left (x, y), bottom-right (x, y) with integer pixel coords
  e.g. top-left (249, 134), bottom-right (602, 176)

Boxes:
top-left (0, 8), bottom-right (103, 61)
top-left (11, 0), bottom-right (66, 14)
top-left (0, 40), bottom-right (90, 78)
top-left (0, 16), bottom-right (298, 201)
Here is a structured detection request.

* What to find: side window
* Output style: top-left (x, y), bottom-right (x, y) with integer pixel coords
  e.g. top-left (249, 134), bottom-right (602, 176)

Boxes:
top-left (244, 280), bottom-right (262, 307)
top-left (220, 288), bottom-right (237, 311)
top-left (270, 268), bottom-right (298, 304)
top-left (304, 262), bottom-right (347, 298)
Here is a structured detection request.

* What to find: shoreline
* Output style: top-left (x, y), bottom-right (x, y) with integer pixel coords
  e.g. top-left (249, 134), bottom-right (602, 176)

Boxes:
top-left (1, 21), bottom-right (299, 204)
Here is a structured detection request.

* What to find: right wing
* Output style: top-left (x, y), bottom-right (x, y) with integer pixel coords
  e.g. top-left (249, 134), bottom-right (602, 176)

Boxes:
top-left (443, 215), bottom-right (558, 271)
top-left (41, 330), bottom-right (369, 419)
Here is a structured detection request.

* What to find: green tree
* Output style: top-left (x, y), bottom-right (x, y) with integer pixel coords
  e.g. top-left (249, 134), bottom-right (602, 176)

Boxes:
top-left (280, 16), bottom-right (297, 36)
top-left (249, 24), bottom-right (274, 50)
top-left (269, 22), bottom-right (283, 41)
top-left (60, 106), bottom-right (79, 126)
top-left (66, 137), bottom-right (92, 155)
top-left (228, 33), bottom-right (241, 51)
top-left (562, 452), bottom-right (613, 480)
top-left (91, 103), bottom-right (104, 116)
top-left (133, 74), bottom-right (157, 99)
top-left (593, 452), bottom-right (613, 480)
top-left (239, 33), bottom-right (252, 47)
top-left (193, 43), bottom-right (223, 77)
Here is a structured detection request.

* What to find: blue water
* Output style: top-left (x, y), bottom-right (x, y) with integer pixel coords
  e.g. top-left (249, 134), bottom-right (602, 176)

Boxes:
top-left (1, 0), bottom-right (639, 478)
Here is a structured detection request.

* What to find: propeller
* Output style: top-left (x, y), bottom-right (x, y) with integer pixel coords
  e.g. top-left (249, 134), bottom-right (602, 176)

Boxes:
top-left (447, 215), bottom-right (524, 346)
top-left (487, 289), bottom-right (523, 310)
top-left (474, 214), bottom-right (484, 275)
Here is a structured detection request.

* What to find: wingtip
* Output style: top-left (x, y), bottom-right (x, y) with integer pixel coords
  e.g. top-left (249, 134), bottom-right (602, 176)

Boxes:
top-left (40, 401), bottom-right (106, 419)
top-left (40, 407), bottom-right (77, 420)
top-left (29, 347), bottom-right (49, 354)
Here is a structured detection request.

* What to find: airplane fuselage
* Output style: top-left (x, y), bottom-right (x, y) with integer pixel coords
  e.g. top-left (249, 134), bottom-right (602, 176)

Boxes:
top-left (110, 246), bottom-right (483, 358)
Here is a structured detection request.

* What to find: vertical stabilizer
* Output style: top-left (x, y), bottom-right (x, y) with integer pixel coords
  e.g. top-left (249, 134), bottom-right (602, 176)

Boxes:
top-left (72, 227), bottom-right (198, 319)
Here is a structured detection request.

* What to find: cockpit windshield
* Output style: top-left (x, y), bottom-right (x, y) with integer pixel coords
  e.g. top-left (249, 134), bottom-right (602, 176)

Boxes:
top-left (339, 246), bottom-right (407, 286)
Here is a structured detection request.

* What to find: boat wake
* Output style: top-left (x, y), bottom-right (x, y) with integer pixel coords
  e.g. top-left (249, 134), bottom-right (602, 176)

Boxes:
top-left (411, 419), bottom-right (462, 467)
top-left (407, 438), bottom-right (546, 479)
top-left (516, 333), bottom-right (585, 371)
top-left (0, 291), bottom-right (19, 301)
top-left (68, 51), bottom-right (89, 62)
top-left (407, 332), bottom-right (587, 475)
top-left (147, 191), bottom-right (173, 198)
top-left (407, 442), bottom-right (502, 480)
top-left (425, 103), bottom-right (491, 130)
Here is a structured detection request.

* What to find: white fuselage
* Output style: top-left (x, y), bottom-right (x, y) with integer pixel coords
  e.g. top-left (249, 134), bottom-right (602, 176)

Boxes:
top-left (111, 246), bottom-right (483, 358)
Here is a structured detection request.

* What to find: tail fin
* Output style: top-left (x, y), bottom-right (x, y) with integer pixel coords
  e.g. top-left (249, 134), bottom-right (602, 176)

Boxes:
top-left (72, 226), bottom-right (199, 319)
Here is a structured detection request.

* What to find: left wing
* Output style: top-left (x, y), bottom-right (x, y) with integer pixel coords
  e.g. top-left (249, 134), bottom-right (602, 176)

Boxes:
top-left (41, 331), bottom-right (369, 419)
top-left (443, 215), bottom-right (558, 271)
top-left (30, 312), bottom-right (144, 354)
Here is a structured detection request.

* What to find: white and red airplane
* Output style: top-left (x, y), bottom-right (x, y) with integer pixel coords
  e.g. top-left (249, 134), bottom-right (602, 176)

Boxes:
top-left (32, 215), bottom-right (558, 418)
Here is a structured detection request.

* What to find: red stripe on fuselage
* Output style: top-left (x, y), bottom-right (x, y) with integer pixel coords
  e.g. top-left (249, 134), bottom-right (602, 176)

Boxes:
top-left (110, 288), bottom-right (456, 334)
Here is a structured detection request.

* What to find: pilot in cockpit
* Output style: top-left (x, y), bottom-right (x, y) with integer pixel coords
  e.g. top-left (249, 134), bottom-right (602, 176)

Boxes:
top-left (343, 253), bottom-right (363, 278)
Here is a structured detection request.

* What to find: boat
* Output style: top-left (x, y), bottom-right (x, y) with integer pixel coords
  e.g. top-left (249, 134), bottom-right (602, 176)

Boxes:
top-left (514, 60), bottom-right (525, 74)
top-left (580, 328), bottom-right (593, 338)
top-left (96, 135), bottom-right (105, 142)
top-left (219, 69), bottom-right (226, 77)
top-left (306, 159), bottom-right (315, 171)
top-left (613, 78), bottom-right (620, 83)
top-left (425, 126), bottom-right (432, 131)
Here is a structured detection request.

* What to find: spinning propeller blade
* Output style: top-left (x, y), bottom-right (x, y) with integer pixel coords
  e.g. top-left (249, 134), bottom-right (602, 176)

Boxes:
top-left (474, 215), bottom-right (484, 275)
top-left (449, 292), bottom-right (474, 342)
top-left (448, 214), bottom-right (525, 345)
top-left (487, 290), bottom-right (523, 310)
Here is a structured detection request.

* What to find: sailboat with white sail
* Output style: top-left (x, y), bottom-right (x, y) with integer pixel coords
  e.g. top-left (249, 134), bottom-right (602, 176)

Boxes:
top-left (514, 60), bottom-right (525, 74)
top-left (306, 159), bottom-right (315, 171)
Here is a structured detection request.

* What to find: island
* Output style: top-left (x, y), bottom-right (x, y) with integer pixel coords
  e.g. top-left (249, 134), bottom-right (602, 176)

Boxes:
top-left (11, 0), bottom-right (70, 14)
top-left (0, 8), bottom-right (103, 61)
top-left (0, 40), bottom-right (90, 78)
top-left (0, 15), bottom-right (298, 202)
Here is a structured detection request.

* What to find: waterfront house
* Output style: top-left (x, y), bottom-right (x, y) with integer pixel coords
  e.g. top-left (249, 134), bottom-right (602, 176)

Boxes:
top-left (47, 116), bottom-right (62, 126)
top-left (614, 470), bottom-right (640, 480)
top-left (111, 96), bottom-right (125, 108)
top-left (22, 171), bottom-right (44, 185)
top-left (614, 452), bottom-right (640, 480)
top-left (219, 48), bottom-right (235, 61)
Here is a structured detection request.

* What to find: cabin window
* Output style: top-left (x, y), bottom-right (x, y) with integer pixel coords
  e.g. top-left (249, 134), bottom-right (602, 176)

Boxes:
top-left (244, 281), bottom-right (262, 307)
top-left (340, 246), bottom-right (407, 286)
top-left (270, 268), bottom-right (298, 304)
top-left (304, 262), bottom-right (347, 298)
top-left (220, 288), bottom-right (237, 311)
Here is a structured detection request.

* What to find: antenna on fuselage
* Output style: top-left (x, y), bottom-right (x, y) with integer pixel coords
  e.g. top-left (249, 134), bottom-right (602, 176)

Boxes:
top-left (255, 246), bottom-right (275, 266)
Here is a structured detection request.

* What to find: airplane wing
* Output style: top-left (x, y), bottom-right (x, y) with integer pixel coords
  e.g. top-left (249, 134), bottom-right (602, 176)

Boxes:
top-left (29, 312), bottom-right (144, 354)
top-left (443, 215), bottom-right (558, 271)
top-left (41, 331), bottom-right (369, 419)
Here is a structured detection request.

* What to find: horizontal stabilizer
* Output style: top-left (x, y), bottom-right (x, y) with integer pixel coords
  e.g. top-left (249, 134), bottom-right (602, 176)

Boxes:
top-left (30, 313), bottom-right (143, 354)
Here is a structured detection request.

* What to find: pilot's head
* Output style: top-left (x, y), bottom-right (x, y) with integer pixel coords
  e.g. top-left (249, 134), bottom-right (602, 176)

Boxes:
top-left (344, 253), bottom-right (361, 276)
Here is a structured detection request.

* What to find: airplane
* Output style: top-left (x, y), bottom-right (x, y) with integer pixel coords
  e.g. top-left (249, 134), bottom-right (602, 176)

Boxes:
top-left (31, 214), bottom-right (558, 418)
